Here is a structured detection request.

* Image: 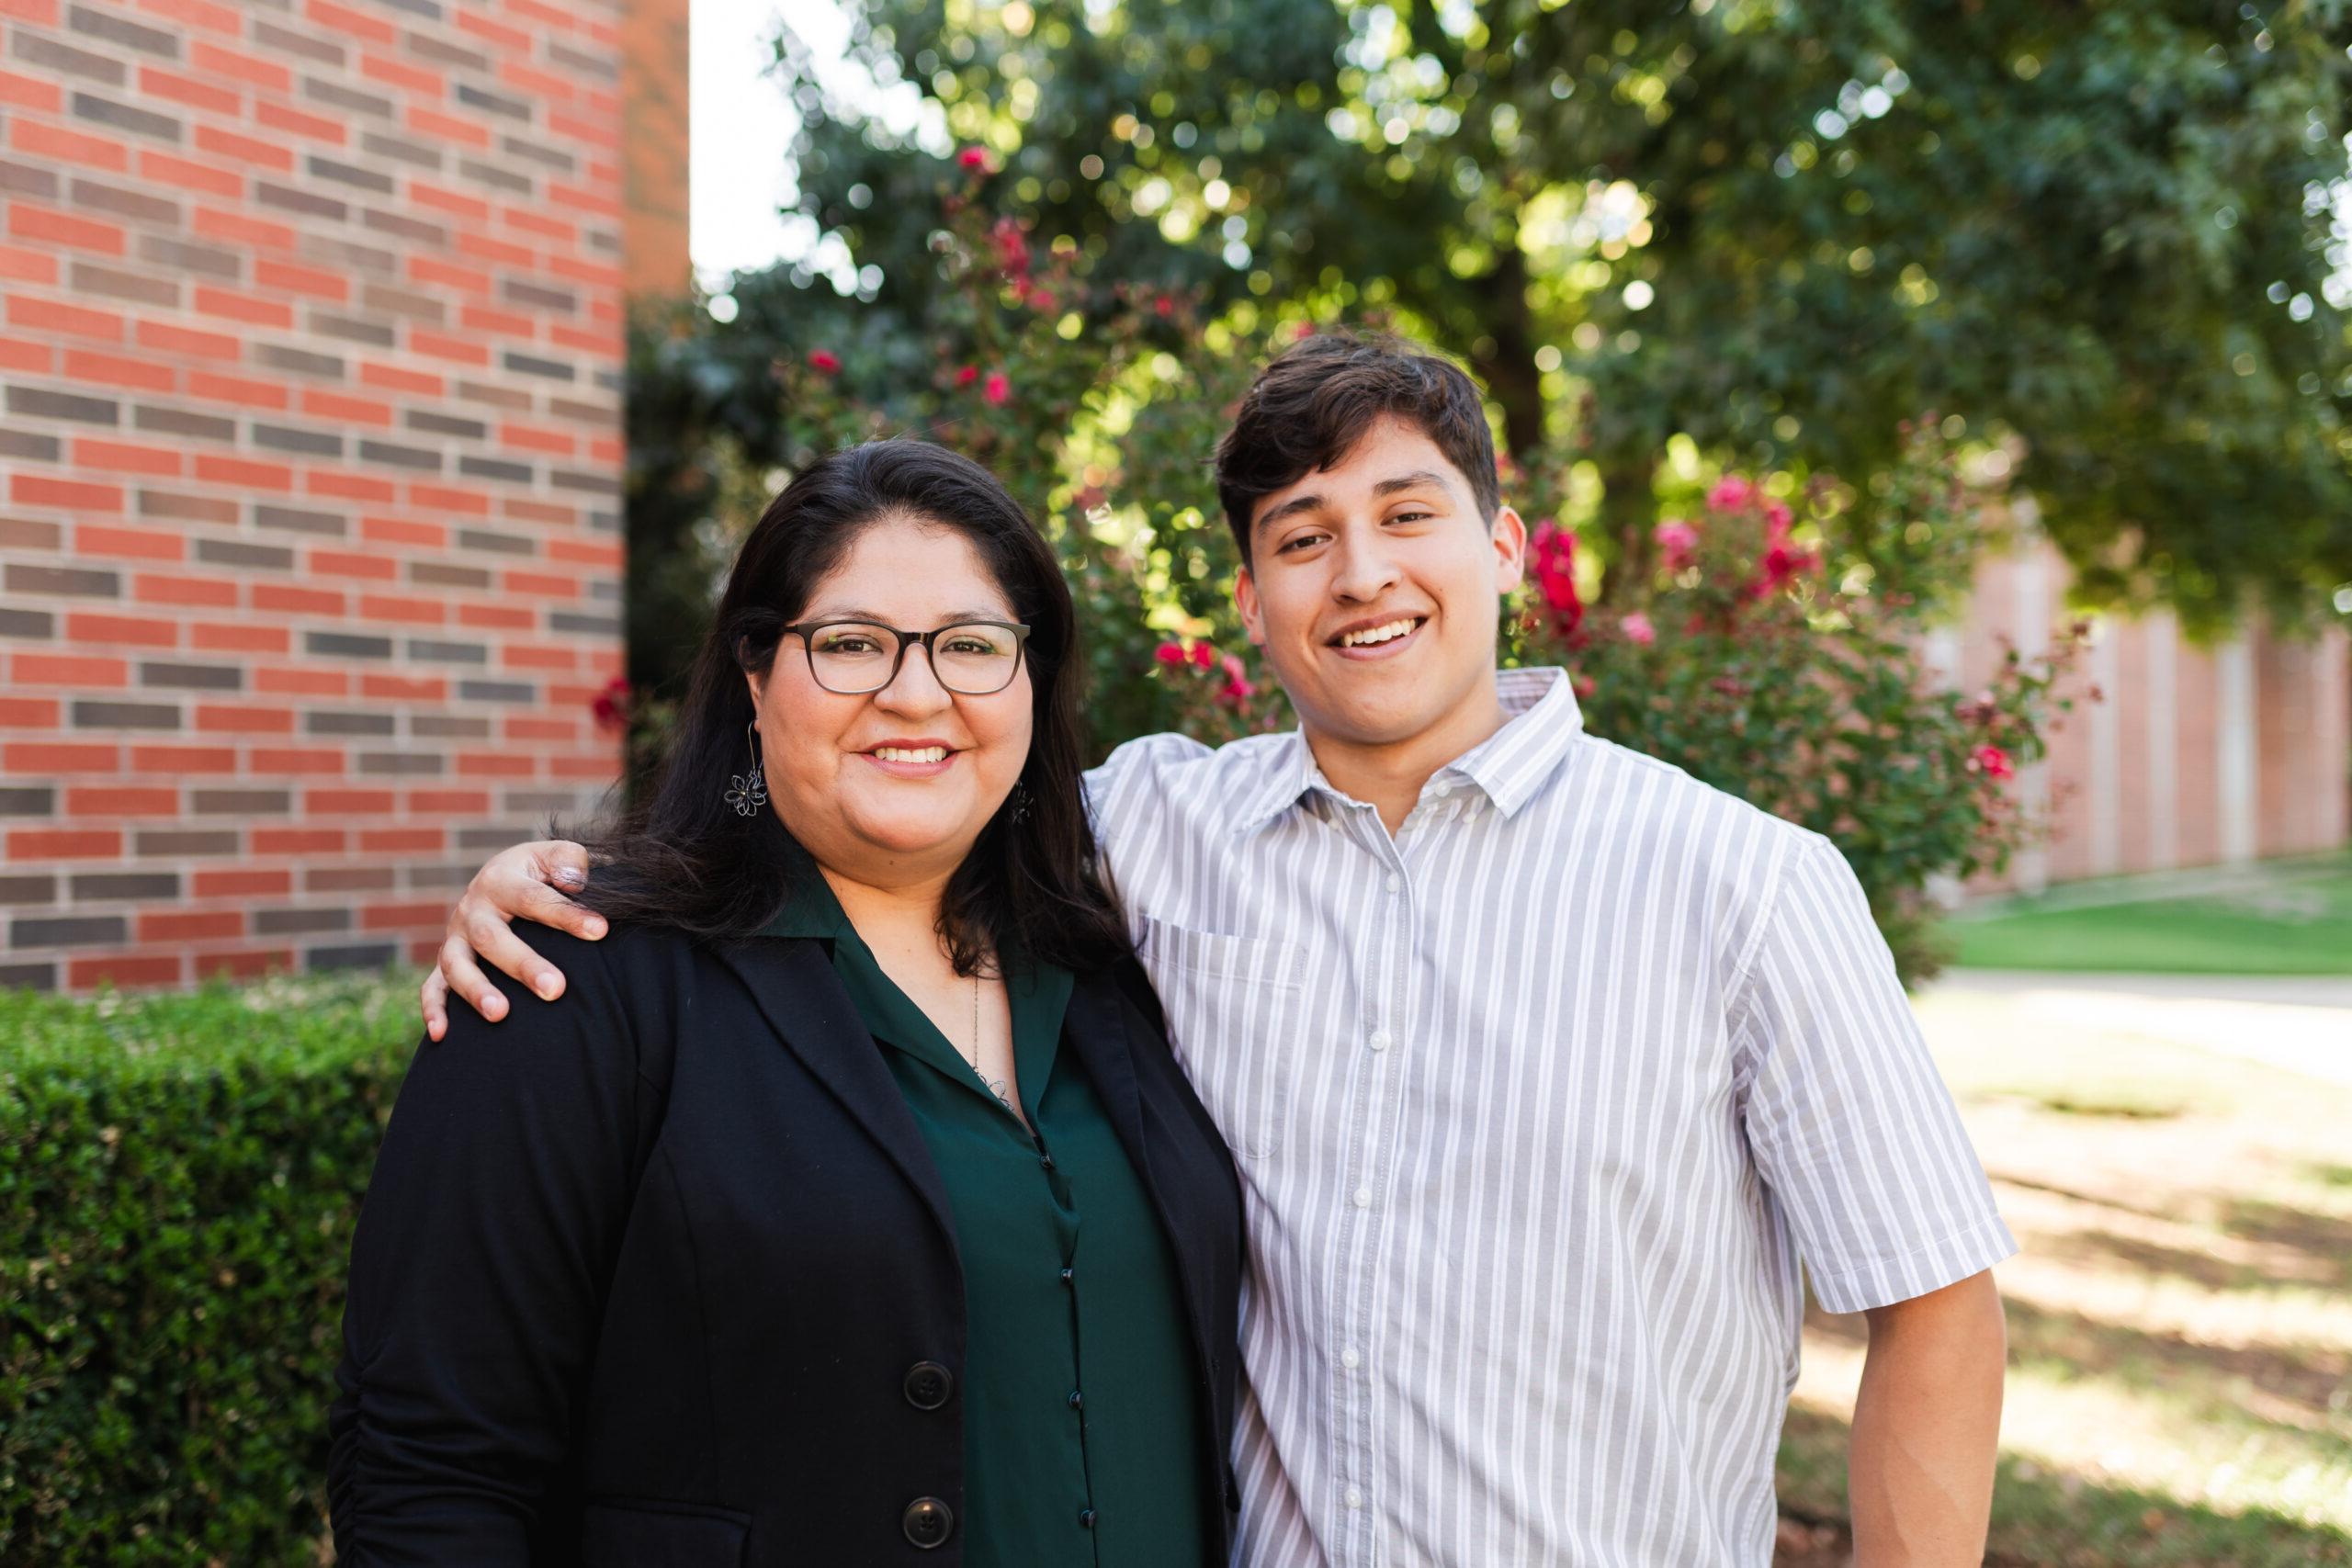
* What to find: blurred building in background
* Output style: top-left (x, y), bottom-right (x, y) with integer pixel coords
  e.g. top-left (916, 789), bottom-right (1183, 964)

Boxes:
top-left (0, 0), bottom-right (685, 991)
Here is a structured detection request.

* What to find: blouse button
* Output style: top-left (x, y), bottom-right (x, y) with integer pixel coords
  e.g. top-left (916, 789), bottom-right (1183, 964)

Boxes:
top-left (902, 1497), bottom-right (954, 1548)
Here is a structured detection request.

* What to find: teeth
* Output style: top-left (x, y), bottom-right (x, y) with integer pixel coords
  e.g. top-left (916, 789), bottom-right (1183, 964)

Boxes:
top-left (1340, 618), bottom-right (1418, 648)
top-left (874, 746), bottom-right (948, 763)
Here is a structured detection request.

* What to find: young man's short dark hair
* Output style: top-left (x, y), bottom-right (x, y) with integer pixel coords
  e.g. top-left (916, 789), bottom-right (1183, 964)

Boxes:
top-left (1213, 331), bottom-right (1500, 563)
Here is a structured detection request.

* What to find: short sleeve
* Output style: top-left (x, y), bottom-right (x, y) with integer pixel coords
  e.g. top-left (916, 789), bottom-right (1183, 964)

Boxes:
top-left (1732, 834), bottom-right (2017, 1314)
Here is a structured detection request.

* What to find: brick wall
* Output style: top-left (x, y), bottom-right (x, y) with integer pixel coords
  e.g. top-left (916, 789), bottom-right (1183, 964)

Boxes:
top-left (0, 0), bottom-right (644, 991)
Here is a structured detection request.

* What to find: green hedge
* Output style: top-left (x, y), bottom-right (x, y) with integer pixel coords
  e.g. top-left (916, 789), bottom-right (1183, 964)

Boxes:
top-left (0, 972), bottom-right (417, 1565)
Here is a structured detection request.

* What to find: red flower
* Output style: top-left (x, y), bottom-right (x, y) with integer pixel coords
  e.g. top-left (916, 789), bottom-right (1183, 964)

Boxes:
top-left (1973, 744), bottom-right (2015, 782)
top-left (955, 365), bottom-right (979, 387)
top-left (590, 675), bottom-right (630, 733)
top-left (1189, 641), bottom-right (1216, 670)
top-left (957, 145), bottom-right (997, 173)
top-left (982, 370), bottom-right (1011, 406)
top-left (1029, 288), bottom-right (1057, 314)
top-left (1705, 476), bottom-right (1755, 513)
top-left (1525, 519), bottom-right (1583, 637)
top-left (808, 348), bottom-right (842, 373)
top-left (1154, 641), bottom-right (1187, 667)
top-left (989, 216), bottom-right (1032, 276)
top-left (1216, 653), bottom-right (1257, 707)
top-left (1153, 295), bottom-right (1175, 318)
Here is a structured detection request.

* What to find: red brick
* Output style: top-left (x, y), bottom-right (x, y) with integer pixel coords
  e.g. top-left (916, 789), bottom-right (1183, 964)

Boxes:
top-left (12, 474), bottom-right (124, 512)
top-left (505, 0), bottom-right (577, 31)
top-left (548, 322), bottom-right (616, 356)
top-left (136, 318), bottom-right (240, 360)
top-left (359, 360), bottom-right (442, 395)
top-left (405, 103), bottom-right (490, 150)
top-left (309, 0), bottom-right (397, 42)
top-left (501, 207), bottom-right (574, 243)
top-left (362, 897), bottom-right (448, 928)
top-left (413, 181), bottom-right (492, 223)
top-left (548, 537), bottom-right (620, 569)
top-left (254, 99), bottom-right (345, 143)
top-left (251, 583), bottom-right (344, 615)
top-left (189, 38), bottom-right (291, 91)
top-left (408, 787), bottom-right (487, 813)
top-left (407, 254), bottom-right (494, 294)
top-left (191, 621), bottom-right (288, 653)
top-left (6, 741), bottom-right (119, 771)
top-left (79, 525), bottom-right (187, 561)
top-left (68, 784), bottom-right (177, 815)
top-left (407, 482), bottom-right (490, 515)
top-left (548, 752), bottom-right (617, 780)
top-left (197, 949), bottom-right (295, 982)
top-left (309, 548), bottom-right (399, 581)
top-left (195, 703), bottom-right (295, 735)
top-left (9, 118), bottom-right (128, 172)
top-left (456, 231), bottom-right (535, 269)
top-left (454, 6), bottom-right (530, 51)
top-left (500, 423), bottom-right (578, 457)
top-left (260, 260), bottom-right (352, 302)
top-left (458, 603), bottom-right (533, 630)
top-left (308, 787), bottom-right (394, 813)
top-left (250, 746), bottom-right (345, 773)
top-left (500, 59), bottom-right (575, 104)
top-left (137, 0), bottom-right (245, 34)
top-left (8, 295), bottom-right (125, 341)
top-left (0, 243), bottom-right (59, 285)
top-left (65, 612), bottom-right (177, 647)
top-left (503, 569), bottom-right (580, 597)
top-left (548, 108), bottom-right (617, 151)
top-left (457, 750), bottom-right (534, 777)
top-left (72, 953), bottom-right (183, 988)
top-left (459, 303), bottom-right (533, 338)
top-left (193, 454), bottom-right (294, 491)
top-left (10, 829), bottom-right (123, 860)
top-left (589, 435), bottom-right (623, 464)
top-left (65, 348), bottom-right (175, 391)
top-left (0, 0), bottom-right (62, 24)
top-left (360, 51), bottom-right (441, 96)
top-left (192, 124), bottom-right (294, 172)
top-left (300, 389), bottom-right (391, 423)
top-left (194, 205), bottom-right (297, 249)
top-left (14, 652), bottom-right (128, 686)
top-left (0, 334), bottom-right (54, 371)
top-left (9, 204), bottom-right (125, 255)
top-left (361, 514), bottom-right (444, 547)
top-left (196, 868), bottom-right (290, 897)
top-left (253, 826), bottom-right (344, 853)
top-left (357, 593), bottom-right (444, 625)
top-left (305, 468), bottom-right (399, 502)
top-left (254, 665), bottom-right (346, 695)
top-left (0, 67), bottom-right (62, 112)
top-left (139, 64), bottom-right (241, 116)
top-left (409, 328), bottom-right (490, 366)
top-left (0, 695), bottom-right (62, 727)
top-left (506, 716), bottom-right (577, 741)
top-left (72, 439), bottom-right (183, 479)
top-left (141, 908), bottom-right (245, 942)
top-left (130, 743), bottom-right (233, 772)
top-left (359, 827), bottom-right (445, 852)
top-left (194, 286), bottom-right (296, 330)
top-left (133, 572), bottom-right (238, 607)
top-left (548, 255), bottom-right (623, 290)
top-left (185, 370), bottom-right (288, 408)
top-left (361, 671), bottom-right (444, 701)
top-left (140, 150), bottom-right (243, 198)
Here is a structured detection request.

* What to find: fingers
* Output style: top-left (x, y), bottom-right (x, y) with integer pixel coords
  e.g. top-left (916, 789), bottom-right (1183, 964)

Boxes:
top-left (511, 865), bottom-right (606, 943)
top-left (421, 967), bottom-right (449, 1043)
top-left (459, 901), bottom-right (570, 1003)
top-left (437, 927), bottom-right (511, 1023)
top-left (540, 840), bottom-right (594, 896)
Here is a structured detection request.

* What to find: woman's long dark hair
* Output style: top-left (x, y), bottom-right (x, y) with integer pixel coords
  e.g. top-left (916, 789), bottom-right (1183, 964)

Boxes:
top-left (562, 440), bottom-right (1129, 976)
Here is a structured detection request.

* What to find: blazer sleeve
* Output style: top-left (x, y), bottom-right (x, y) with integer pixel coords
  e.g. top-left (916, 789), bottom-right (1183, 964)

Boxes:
top-left (328, 921), bottom-right (653, 1565)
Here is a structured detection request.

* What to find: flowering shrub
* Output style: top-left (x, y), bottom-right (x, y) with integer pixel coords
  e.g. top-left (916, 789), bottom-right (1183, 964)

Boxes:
top-left (634, 162), bottom-right (2083, 981)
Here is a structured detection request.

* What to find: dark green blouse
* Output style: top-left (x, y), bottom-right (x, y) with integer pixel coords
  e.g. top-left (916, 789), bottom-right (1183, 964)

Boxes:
top-left (760, 874), bottom-right (1215, 1568)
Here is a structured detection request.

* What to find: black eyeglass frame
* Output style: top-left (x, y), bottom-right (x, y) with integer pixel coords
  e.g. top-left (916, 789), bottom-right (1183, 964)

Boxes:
top-left (780, 618), bottom-right (1035, 695)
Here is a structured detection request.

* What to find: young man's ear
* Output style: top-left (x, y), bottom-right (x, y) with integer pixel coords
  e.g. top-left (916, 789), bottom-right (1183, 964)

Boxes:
top-left (1234, 563), bottom-right (1268, 647)
top-left (1488, 505), bottom-right (1528, 592)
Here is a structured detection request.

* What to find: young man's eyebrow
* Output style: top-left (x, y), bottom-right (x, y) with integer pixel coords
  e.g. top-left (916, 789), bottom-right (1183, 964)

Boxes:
top-left (1252, 491), bottom-right (1328, 535)
top-left (1253, 469), bottom-right (1456, 536)
top-left (1372, 469), bottom-right (1453, 497)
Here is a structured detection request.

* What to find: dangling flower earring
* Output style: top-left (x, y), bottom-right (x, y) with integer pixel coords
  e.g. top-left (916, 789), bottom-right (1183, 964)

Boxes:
top-left (1009, 780), bottom-right (1033, 824)
top-left (726, 720), bottom-right (768, 818)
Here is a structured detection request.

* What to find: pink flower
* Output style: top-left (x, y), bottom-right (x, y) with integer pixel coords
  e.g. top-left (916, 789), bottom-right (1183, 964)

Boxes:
top-left (1526, 519), bottom-right (1583, 637)
top-left (1654, 519), bottom-right (1699, 570)
top-left (955, 365), bottom-right (979, 387)
top-left (1973, 744), bottom-right (2015, 782)
top-left (1292, 321), bottom-right (1317, 342)
top-left (590, 675), bottom-right (630, 733)
top-left (1154, 641), bottom-right (1187, 668)
top-left (957, 145), bottom-right (997, 173)
top-left (1153, 295), bottom-right (1174, 318)
top-left (808, 349), bottom-right (842, 373)
top-left (1028, 288), bottom-right (1057, 314)
top-left (982, 370), bottom-right (1011, 406)
top-left (1705, 476), bottom-right (1754, 513)
top-left (1763, 500), bottom-right (1793, 533)
top-left (1619, 612), bottom-right (1656, 647)
top-left (989, 216), bottom-right (1031, 275)
top-left (1216, 653), bottom-right (1257, 706)
top-left (1189, 641), bottom-right (1216, 670)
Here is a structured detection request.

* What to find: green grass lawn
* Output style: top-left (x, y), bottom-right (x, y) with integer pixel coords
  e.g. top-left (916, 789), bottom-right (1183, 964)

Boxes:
top-left (1950, 853), bottom-right (2352, 976)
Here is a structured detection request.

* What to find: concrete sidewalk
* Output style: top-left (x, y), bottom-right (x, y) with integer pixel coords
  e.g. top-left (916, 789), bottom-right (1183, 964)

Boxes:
top-left (1923, 968), bottom-right (2352, 1087)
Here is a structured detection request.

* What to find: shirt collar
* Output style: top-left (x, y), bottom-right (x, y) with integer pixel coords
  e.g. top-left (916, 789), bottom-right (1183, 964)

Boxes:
top-left (1227, 666), bottom-right (1585, 833)
top-left (754, 861), bottom-right (852, 942)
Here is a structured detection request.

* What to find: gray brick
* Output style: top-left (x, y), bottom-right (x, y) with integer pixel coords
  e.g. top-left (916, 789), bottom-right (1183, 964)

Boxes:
top-left (71, 4), bottom-right (178, 56)
top-left (458, 456), bottom-right (531, 482)
top-left (548, 397), bottom-right (615, 424)
top-left (550, 610), bottom-right (620, 636)
top-left (308, 941), bottom-right (397, 972)
top-left (357, 282), bottom-right (443, 322)
top-left (304, 710), bottom-right (396, 736)
top-left (312, 312), bottom-right (397, 347)
top-left (500, 134), bottom-right (574, 172)
top-left (504, 790), bottom-right (576, 813)
top-left (70, 872), bottom-right (177, 900)
top-left (7, 386), bottom-right (119, 425)
top-left (457, 528), bottom-right (533, 556)
top-left (72, 91), bottom-right (181, 142)
top-left (72, 177), bottom-right (179, 224)
top-left (455, 378), bottom-right (532, 411)
top-left (135, 829), bottom-right (236, 855)
top-left (140, 235), bottom-right (239, 279)
top-left (402, 862), bottom-right (473, 890)
top-left (254, 503), bottom-right (345, 536)
top-left (360, 130), bottom-right (442, 170)
top-left (255, 21), bottom-right (344, 65)
top-left (192, 789), bottom-right (288, 815)
top-left (458, 158), bottom-right (533, 196)
top-left (456, 824), bottom-right (537, 850)
top-left (11, 32), bottom-right (124, 85)
top-left (194, 539), bottom-right (293, 570)
top-left (70, 262), bottom-right (179, 308)
top-left (256, 343), bottom-right (345, 378)
top-left (503, 351), bottom-right (574, 381)
top-left (361, 207), bottom-right (445, 245)
top-left (135, 405), bottom-right (238, 441)
top-left (551, 468), bottom-right (619, 495)
top-left (454, 82), bottom-right (528, 119)
top-left (257, 181), bottom-right (345, 220)
top-left (0, 607), bottom-right (54, 637)
top-left (142, 489), bottom-right (240, 523)
top-left (407, 715), bottom-right (487, 739)
top-left (406, 409), bottom-right (485, 438)
top-left (255, 907), bottom-right (353, 936)
top-left (410, 561), bottom-right (490, 589)
top-left (308, 865), bottom-right (395, 893)
top-left (0, 787), bottom-right (54, 817)
top-left (546, 40), bottom-right (616, 80)
top-left (357, 750), bottom-right (445, 774)
top-left (0, 517), bottom-right (62, 547)
top-left (594, 368), bottom-right (625, 395)
top-left (303, 75), bottom-right (390, 117)
top-left (302, 233), bottom-right (397, 275)
top-left (458, 679), bottom-right (533, 703)
top-left (71, 700), bottom-right (178, 730)
top-left (0, 874), bottom-right (57, 904)
top-left (139, 660), bottom-right (242, 691)
top-left (357, 439), bottom-right (439, 471)
top-left (405, 33), bottom-right (481, 71)
top-left (502, 278), bottom-right (578, 312)
top-left (251, 423), bottom-right (345, 457)
top-left (6, 564), bottom-right (118, 598)
top-left (381, 0), bottom-right (444, 14)
top-left (588, 577), bottom-right (622, 602)
top-left (406, 638), bottom-right (487, 664)
top-left (308, 154), bottom-right (394, 195)
top-left (13, 915), bottom-right (126, 947)
top-left (305, 630), bottom-right (393, 659)
top-left (0, 430), bottom-right (62, 461)
top-left (587, 509), bottom-right (621, 532)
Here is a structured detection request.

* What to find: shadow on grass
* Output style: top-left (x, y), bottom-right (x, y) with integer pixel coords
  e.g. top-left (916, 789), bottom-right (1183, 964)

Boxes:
top-left (1776, 1404), bottom-right (2352, 1568)
top-left (2218, 1197), bottom-right (2352, 1292)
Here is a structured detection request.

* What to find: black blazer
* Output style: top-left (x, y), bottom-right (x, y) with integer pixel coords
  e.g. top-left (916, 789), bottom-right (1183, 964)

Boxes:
top-left (328, 919), bottom-right (1245, 1567)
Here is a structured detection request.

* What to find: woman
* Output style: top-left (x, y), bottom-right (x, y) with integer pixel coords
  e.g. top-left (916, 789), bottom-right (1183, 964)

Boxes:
top-left (328, 441), bottom-right (1244, 1566)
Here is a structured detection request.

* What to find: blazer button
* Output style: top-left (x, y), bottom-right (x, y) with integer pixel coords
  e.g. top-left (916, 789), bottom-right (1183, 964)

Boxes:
top-left (902, 1496), bottom-right (954, 1549)
top-left (903, 1360), bottom-right (954, 1410)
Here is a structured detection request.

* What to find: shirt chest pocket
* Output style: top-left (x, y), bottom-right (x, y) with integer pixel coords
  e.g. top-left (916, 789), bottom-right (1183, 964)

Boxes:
top-left (1136, 912), bottom-right (1306, 1160)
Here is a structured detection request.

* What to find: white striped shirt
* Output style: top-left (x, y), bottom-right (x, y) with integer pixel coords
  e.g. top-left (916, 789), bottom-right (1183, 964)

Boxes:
top-left (1086, 666), bottom-right (2014, 1567)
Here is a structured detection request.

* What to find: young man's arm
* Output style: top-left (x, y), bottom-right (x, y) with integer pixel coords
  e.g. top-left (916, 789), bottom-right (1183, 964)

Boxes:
top-left (1849, 1269), bottom-right (2007, 1566)
top-left (421, 840), bottom-right (603, 1041)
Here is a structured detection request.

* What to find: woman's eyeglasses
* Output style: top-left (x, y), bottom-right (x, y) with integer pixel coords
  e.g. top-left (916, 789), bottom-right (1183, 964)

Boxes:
top-left (781, 619), bottom-right (1032, 696)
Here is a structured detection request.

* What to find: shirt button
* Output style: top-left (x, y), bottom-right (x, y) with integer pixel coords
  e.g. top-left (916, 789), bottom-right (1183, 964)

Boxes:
top-left (1352, 1185), bottom-right (1372, 1209)
top-left (1384, 872), bottom-right (1402, 893)
top-left (1367, 1029), bottom-right (1391, 1053)
top-left (1067, 1389), bottom-right (1083, 1410)
top-left (1079, 1508), bottom-right (1097, 1529)
top-left (1059, 1267), bottom-right (1075, 1285)
top-left (1340, 1347), bottom-right (1361, 1370)
top-left (1039, 1152), bottom-right (1056, 1171)
top-left (1344, 1486), bottom-right (1364, 1510)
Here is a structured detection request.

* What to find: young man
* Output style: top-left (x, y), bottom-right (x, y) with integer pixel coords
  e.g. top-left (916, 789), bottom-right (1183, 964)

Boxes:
top-left (424, 333), bottom-right (2011, 1565)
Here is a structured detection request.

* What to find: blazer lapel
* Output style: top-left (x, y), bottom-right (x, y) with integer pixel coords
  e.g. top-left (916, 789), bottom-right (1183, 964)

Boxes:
top-left (711, 936), bottom-right (960, 1258)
